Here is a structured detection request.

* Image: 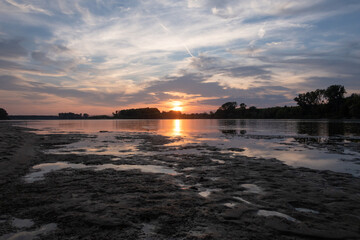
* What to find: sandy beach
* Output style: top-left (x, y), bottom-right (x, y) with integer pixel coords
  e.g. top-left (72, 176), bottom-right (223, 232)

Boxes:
top-left (1, 122), bottom-right (360, 239)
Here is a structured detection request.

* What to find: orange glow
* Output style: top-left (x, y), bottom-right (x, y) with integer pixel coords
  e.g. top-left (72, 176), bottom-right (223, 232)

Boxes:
top-left (171, 101), bottom-right (183, 112)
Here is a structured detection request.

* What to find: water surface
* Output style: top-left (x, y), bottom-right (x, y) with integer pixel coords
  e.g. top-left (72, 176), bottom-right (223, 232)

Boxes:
top-left (13, 119), bottom-right (360, 177)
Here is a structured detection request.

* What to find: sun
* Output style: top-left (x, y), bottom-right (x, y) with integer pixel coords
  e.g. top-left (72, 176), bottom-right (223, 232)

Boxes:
top-left (173, 106), bottom-right (183, 111)
top-left (171, 101), bottom-right (183, 112)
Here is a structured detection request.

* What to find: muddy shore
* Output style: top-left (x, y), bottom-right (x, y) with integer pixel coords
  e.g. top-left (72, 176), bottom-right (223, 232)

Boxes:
top-left (0, 122), bottom-right (360, 239)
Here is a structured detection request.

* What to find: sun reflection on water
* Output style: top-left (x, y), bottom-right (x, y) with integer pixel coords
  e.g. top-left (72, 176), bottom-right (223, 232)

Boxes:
top-left (173, 119), bottom-right (182, 136)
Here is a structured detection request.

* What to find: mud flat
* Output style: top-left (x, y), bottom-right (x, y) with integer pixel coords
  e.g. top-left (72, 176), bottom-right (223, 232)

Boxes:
top-left (0, 122), bottom-right (360, 239)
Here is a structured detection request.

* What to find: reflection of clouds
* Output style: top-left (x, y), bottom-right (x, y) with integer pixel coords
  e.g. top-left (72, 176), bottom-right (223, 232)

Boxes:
top-left (16, 119), bottom-right (360, 177)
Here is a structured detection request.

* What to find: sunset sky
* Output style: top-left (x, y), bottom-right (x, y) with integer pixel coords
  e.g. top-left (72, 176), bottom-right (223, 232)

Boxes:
top-left (1, 0), bottom-right (360, 115)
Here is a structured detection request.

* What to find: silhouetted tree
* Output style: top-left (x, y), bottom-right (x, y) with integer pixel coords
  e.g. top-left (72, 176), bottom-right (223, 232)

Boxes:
top-left (325, 85), bottom-right (346, 105)
top-left (0, 108), bottom-right (8, 120)
top-left (294, 85), bottom-right (347, 117)
top-left (239, 103), bottom-right (247, 110)
top-left (113, 108), bottom-right (161, 119)
top-left (323, 85), bottom-right (346, 116)
top-left (215, 102), bottom-right (237, 118)
top-left (346, 93), bottom-right (360, 118)
top-left (294, 89), bottom-right (326, 108)
top-left (220, 102), bottom-right (237, 111)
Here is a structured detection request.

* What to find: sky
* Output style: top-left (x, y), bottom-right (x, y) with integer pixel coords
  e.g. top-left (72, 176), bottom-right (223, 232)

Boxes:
top-left (0, 0), bottom-right (360, 115)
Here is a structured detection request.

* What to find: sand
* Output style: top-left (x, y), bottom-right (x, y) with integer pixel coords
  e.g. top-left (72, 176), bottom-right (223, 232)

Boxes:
top-left (0, 122), bottom-right (360, 239)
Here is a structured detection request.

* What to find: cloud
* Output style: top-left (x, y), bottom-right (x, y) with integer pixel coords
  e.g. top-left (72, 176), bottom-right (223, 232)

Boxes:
top-left (31, 51), bottom-right (76, 71)
top-left (0, 75), bottom-right (25, 91)
top-left (0, 60), bottom-right (26, 70)
top-left (0, 59), bottom-right (41, 74)
top-left (31, 51), bottom-right (48, 62)
top-left (190, 55), bottom-right (226, 71)
top-left (146, 73), bottom-right (224, 97)
top-left (228, 66), bottom-right (271, 79)
top-left (266, 41), bottom-right (283, 47)
top-left (132, 72), bottom-right (294, 107)
top-left (230, 46), bottom-right (265, 56)
top-left (258, 27), bottom-right (266, 38)
top-left (198, 93), bottom-right (293, 108)
top-left (5, 0), bottom-right (52, 15)
top-left (189, 0), bottom-right (360, 21)
top-left (306, 77), bottom-right (360, 91)
top-left (0, 69), bottom-right (292, 112)
top-left (0, 75), bottom-right (118, 106)
top-left (190, 54), bottom-right (272, 80)
top-left (0, 39), bottom-right (27, 58)
top-left (284, 58), bottom-right (360, 76)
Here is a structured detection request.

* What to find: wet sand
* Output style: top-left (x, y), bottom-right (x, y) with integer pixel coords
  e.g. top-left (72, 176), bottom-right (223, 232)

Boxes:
top-left (1, 122), bottom-right (360, 239)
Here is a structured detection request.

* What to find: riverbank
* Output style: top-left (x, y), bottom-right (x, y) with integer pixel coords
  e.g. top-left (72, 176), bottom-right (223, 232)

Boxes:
top-left (0, 122), bottom-right (359, 239)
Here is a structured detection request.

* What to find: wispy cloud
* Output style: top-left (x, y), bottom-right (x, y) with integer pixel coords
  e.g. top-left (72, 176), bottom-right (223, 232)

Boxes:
top-left (5, 0), bottom-right (52, 15)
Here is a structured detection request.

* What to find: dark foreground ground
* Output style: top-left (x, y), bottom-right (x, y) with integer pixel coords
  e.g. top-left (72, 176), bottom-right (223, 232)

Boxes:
top-left (0, 123), bottom-right (359, 239)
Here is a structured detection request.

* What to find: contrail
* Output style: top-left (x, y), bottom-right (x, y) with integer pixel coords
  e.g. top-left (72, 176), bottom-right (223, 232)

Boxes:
top-left (158, 20), bottom-right (194, 58)
top-left (182, 44), bottom-right (194, 57)
top-left (159, 22), bottom-right (170, 32)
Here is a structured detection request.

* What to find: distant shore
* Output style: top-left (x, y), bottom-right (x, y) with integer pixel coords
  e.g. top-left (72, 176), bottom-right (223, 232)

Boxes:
top-left (6, 115), bottom-right (360, 120)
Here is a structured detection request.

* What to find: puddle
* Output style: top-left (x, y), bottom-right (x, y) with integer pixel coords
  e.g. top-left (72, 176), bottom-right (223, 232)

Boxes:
top-left (46, 133), bottom-right (142, 156)
top-left (0, 223), bottom-right (57, 240)
top-left (164, 138), bottom-right (198, 146)
top-left (12, 218), bottom-right (34, 228)
top-left (24, 162), bottom-right (179, 183)
top-left (295, 208), bottom-right (319, 214)
top-left (199, 190), bottom-right (211, 198)
top-left (257, 210), bottom-right (298, 222)
top-left (24, 162), bottom-right (91, 183)
top-left (241, 184), bottom-right (263, 194)
top-left (224, 203), bottom-right (237, 208)
top-left (198, 189), bottom-right (220, 198)
top-left (174, 180), bottom-right (192, 190)
top-left (94, 164), bottom-right (180, 175)
top-left (211, 159), bottom-right (225, 164)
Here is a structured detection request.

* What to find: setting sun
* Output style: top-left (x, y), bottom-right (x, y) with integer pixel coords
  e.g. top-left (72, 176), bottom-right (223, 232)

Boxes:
top-left (171, 101), bottom-right (183, 112)
top-left (173, 106), bottom-right (183, 111)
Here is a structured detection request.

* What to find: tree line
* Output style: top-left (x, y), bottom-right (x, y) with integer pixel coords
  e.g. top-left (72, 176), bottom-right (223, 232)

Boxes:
top-left (212, 85), bottom-right (359, 119)
top-left (58, 112), bottom-right (89, 119)
top-left (293, 85), bottom-right (359, 118)
top-left (113, 108), bottom-right (181, 119)
top-left (112, 108), bottom-right (216, 119)
top-left (112, 85), bottom-right (359, 119)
